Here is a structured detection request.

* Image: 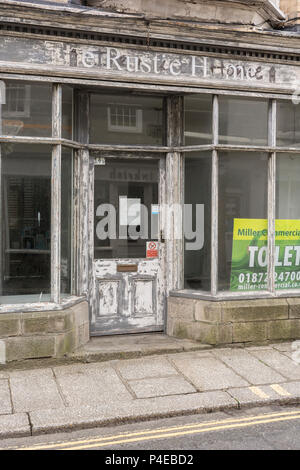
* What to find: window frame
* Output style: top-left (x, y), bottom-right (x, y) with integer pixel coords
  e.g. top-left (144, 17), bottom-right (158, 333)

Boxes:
top-left (0, 82), bottom-right (78, 311)
top-left (0, 76), bottom-right (299, 309)
top-left (182, 94), bottom-right (300, 300)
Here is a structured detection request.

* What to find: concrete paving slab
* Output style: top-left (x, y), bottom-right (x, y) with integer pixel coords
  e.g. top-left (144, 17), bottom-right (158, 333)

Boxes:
top-left (128, 376), bottom-right (196, 398)
top-left (0, 372), bottom-right (8, 379)
top-left (0, 379), bottom-right (12, 415)
top-left (181, 341), bottom-right (213, 352)
top-left (54, 363), bottom-right (132, 406)
top-left (9, 368), bottom-right (64, 413)
top-left (0, 413), bottom-right (30, 439)
top-left (228, 381), bottom-right (300, 407)
top-left (271, 342), bottom-right (294, 352)
top-left (213, 349), bottom-right (286, 385)
top-left (166, 350), bottom-right (214, 361)
top-left (281, 381), bottom-right (300, 398)
top-left (171, 355), bottom-right (249, 391)
top-left (53, 361), bottom-right (115, 377)
top-left (250, 349), bottom-right (300, 381)
top-left (29, 390), bottom-right (237, 435)
top-left (117, 356), bottom-right (178, 380)
top-left (246, 345), bottom-right (274, 351)
top-left (281, 351), bottom-right (297, 361)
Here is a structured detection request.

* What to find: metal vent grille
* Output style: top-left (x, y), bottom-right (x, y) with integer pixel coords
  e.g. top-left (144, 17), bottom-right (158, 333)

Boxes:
top-left (0, 22), bottom-right (299, 63)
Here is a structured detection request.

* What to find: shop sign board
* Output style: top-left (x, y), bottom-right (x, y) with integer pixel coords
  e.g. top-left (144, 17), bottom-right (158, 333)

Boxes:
top-left (230, 218), bottom-right (300, 291)
top-left (0, 35), bottom-right (299, 92)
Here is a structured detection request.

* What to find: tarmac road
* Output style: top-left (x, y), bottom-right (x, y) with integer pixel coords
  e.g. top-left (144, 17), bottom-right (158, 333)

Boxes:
top-left (1, 404), bottom-right (300, 451)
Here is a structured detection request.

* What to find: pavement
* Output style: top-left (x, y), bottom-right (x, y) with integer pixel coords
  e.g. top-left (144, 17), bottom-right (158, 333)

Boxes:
top-left (0, 340), bottom-right (300, 440)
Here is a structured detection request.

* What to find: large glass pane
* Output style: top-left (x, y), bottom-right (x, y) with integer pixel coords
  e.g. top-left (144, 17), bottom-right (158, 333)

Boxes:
top-left (184, 152), bottom-right (211, 291)
top-left (62, 86), bottom-right (73, 140)
top-left (61, 148), bottom-right (73, 296)
top-left (1, 81), bottom-right (52, 137)
top-left (218, 152), bottom-right (268, 292)
top-left (184, 95), bottom-right (212, 145)
top-left (0, 145), bottom-right (51, 303)
top-left (94, 158), bottom-right (159, 259)
top-left (275, 154), bottom-right (300, 290)
top-left (277, 100), bottom-right (300, 147)
top-left (219, 97), bottom-right (268, 146)
top-left (90, 94), bottom-right (164, 145)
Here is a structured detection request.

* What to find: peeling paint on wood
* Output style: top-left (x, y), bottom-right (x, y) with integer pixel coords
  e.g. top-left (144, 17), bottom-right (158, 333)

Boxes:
top-left (90, 151), bottom-right (167, 335)
top-left (92, 257), bottom-right (165, 333)
top-left (0, 35), bottom-right (299, 93)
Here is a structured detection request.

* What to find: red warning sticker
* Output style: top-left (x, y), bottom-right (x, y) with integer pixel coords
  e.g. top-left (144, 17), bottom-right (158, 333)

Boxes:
top-left (146, 241), bottom-right (159, 258)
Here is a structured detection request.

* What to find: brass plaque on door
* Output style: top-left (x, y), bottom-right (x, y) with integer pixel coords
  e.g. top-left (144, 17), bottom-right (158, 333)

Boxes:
top-left (117, 264), bottom-right (138, 273)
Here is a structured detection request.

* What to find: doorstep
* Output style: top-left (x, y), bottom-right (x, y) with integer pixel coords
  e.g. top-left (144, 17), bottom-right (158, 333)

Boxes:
top-left (71, 333), bottom-right (212, 363)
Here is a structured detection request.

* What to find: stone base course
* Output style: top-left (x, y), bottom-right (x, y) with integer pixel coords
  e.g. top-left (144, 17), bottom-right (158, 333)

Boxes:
top-left (0, 301), bottom-right (89, 363)
top-left (167, 296), bottom-right (300, 345)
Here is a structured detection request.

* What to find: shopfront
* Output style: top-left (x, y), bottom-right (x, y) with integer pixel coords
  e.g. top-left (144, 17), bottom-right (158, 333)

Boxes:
top-left (0, 5), bottom-right (300, 360)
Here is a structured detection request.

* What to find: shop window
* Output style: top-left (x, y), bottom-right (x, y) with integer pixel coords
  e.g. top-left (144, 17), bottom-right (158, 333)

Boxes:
top-left (277, 100), bottom-right (300, 147)
top-left (61, 148), bottom-right (73, 296)
top-left (184, 94), bottom-right (300, 297)
top-left (0, 145), bottom-right (52, 304)
top-left (219, 96), bottom-right (268, 146)
top-left (1, 80), bottom-right (52, 137)
top-left (218, 152), bottom-right (268, 292)
top-left (276, 154), bottom-right (300, 291)
top-left (184, 153), bottom-right (211, 291)
top-left (184, 95), bottom-right (212, 145)
top-left (90, 94), bottom-right (164, 145)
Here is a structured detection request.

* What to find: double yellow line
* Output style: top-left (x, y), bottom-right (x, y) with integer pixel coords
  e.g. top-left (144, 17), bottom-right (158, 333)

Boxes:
top-left (12, 409), bottom-right (300, 450)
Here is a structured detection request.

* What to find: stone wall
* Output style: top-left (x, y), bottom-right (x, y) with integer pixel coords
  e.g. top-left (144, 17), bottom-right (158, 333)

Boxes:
top-left (86, 0), bottom-right (283, 26)
top-left (0, 301), bottom-right (89, 363)
top-left (167, 296), bottom-right (300, 345)
top-left (280, 0), bottom-right (300, 24)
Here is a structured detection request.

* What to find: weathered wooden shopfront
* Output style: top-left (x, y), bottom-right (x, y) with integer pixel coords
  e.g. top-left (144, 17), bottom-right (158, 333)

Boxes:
top-left (1, 1), bottom-right (300, 361)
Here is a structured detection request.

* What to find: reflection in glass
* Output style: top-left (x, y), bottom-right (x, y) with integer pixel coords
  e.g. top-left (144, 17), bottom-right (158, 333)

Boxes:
top-left (94, 158), bottom-right (159, 259)
top-left (1, 81), bottom-right (52, 137)
top-left (0, 145), bottom-right (51, 303)
top-left (277, 100), bottom-right (300, 147)
top-left (219, 97), bottom-right (268, 146)
top-left (61, 148), bottom-right (73, 295)
top-left (184, 153), bottom-right (211, 291)
top-left (90, 94), bottom-right (164, 145)
top-left (184, 95), bottom-right (212, 145)
top-left (218, 152), bottom-right (268, 292)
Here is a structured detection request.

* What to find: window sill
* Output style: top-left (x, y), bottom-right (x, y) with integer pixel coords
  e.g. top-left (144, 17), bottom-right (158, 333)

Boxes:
top-left (170, 289), bottom-right (300, 302)
top-left (0, 295), bottom-right (87, 314)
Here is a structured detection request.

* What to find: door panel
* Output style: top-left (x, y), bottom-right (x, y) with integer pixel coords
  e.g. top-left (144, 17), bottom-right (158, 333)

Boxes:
top-left (134, 279), bottom-right (155, 314)
top-left (98, 279), bottom-right (121, 316)
top-left (91, 157), bottom-right (166, 335)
